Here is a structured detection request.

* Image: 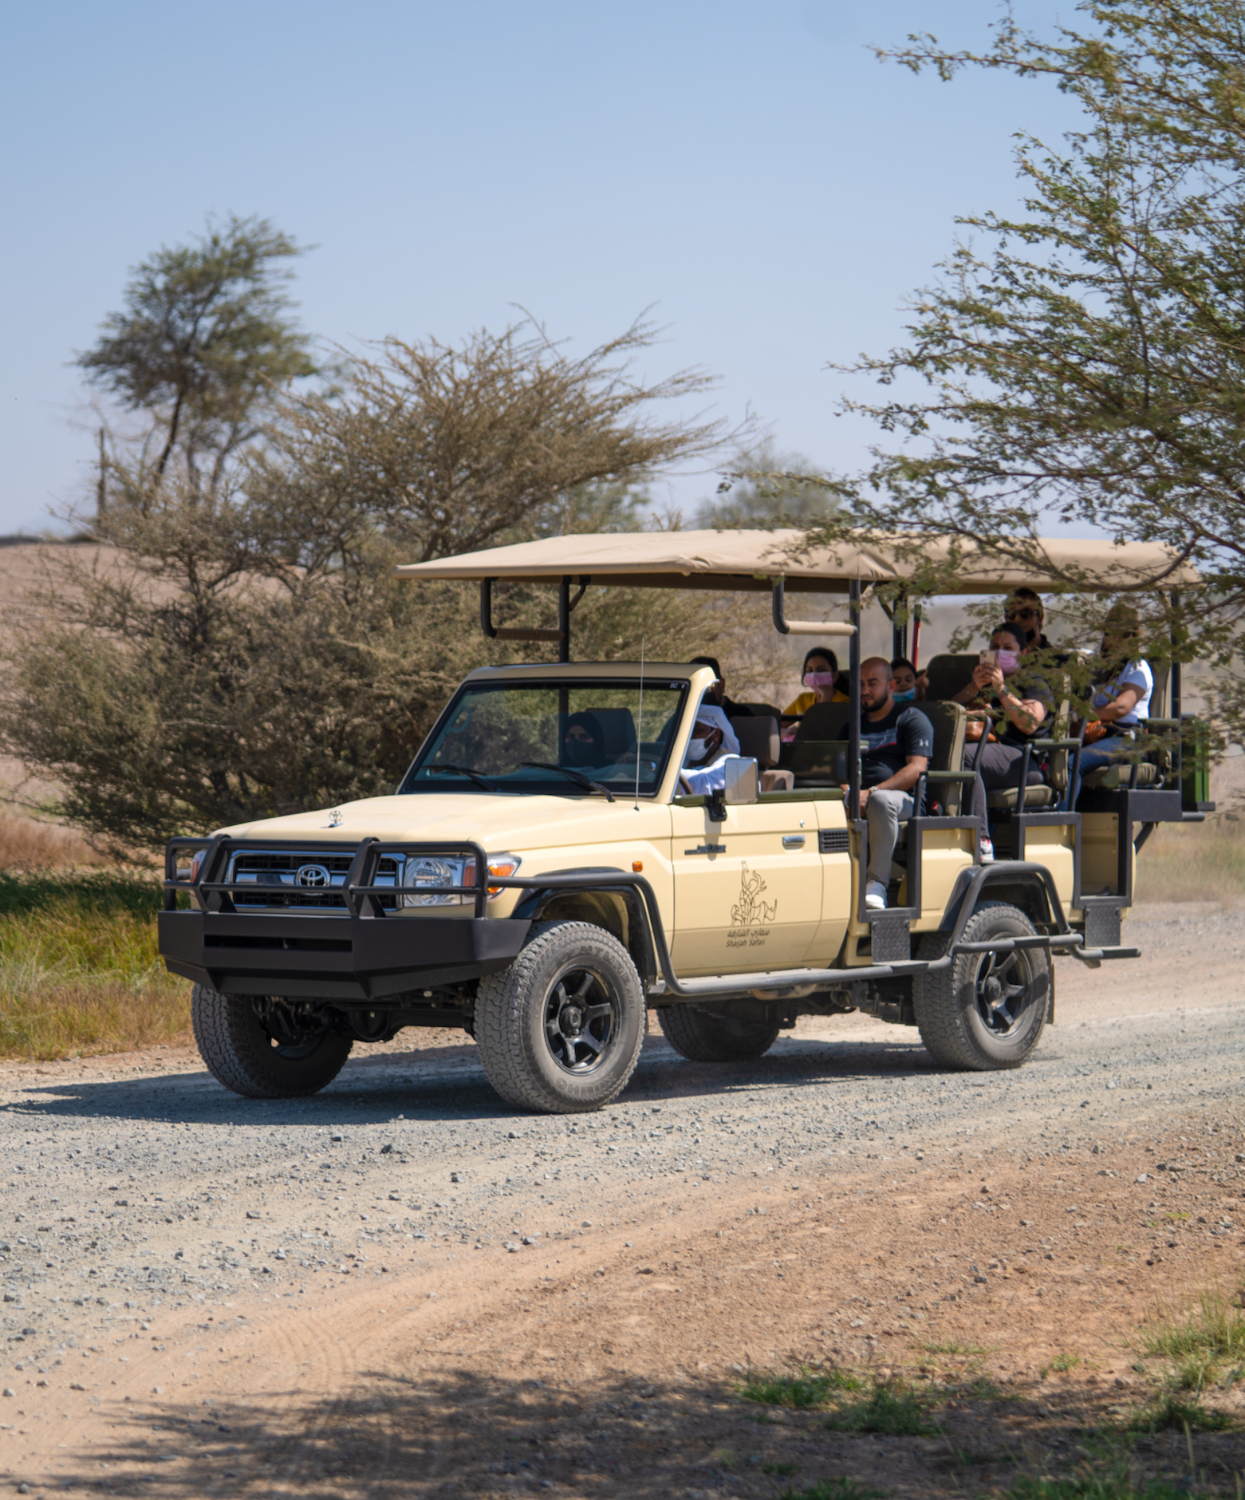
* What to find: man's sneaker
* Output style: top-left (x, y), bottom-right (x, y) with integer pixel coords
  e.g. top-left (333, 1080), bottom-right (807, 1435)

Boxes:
top-left (865, 880), bottom-right (888, 911)
top-left (979, 836), bottom-right (995, 864)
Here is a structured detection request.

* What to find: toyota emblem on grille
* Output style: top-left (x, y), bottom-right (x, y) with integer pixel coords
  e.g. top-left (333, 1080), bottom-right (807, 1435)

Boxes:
top-left (295, 863), bottom-right (331, 889)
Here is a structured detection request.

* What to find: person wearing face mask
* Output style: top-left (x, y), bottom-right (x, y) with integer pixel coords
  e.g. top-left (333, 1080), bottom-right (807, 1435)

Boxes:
top-left (785, 646), bottom-right (850, 717)
top-left (890, 657), bottom-right (927, 704)
top-left (957, 623), bottom-right (1054, 861)
top-left (677, 704), bottom-right (742, 795)
top-left (561, 711), bottom-right (606, 770)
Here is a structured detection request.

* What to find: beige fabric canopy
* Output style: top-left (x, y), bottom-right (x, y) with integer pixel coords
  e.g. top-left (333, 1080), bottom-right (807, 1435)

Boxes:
top-left (395, 528), bottom-right (1198, 595)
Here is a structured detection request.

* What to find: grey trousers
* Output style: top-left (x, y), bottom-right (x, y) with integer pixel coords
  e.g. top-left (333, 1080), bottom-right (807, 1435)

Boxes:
top-left (865, 789), bottom-right (915, 886)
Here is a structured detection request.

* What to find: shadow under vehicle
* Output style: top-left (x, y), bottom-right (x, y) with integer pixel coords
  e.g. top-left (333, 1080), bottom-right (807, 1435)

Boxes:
top-left (158, 530), bottom-right (1211, 1113)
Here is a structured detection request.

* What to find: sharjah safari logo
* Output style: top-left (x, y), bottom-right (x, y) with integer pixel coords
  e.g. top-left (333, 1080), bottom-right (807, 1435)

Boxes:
top-left (731, 864), bottom-right (777, 926)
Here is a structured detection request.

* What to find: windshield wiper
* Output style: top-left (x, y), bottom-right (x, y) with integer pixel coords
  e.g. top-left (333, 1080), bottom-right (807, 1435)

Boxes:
top-left (520, 762), bottom-right (617, 803)
top-left (426, 764), bottom-right (497, 793)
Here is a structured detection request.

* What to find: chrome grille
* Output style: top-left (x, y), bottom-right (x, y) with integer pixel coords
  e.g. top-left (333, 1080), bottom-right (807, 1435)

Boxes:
top-left (227, 850), bottom-right (402, 912)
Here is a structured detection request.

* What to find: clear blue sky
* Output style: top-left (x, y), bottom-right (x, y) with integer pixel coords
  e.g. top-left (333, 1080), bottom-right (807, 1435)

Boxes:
top-left (0, 1), bottom-right (1079, 535)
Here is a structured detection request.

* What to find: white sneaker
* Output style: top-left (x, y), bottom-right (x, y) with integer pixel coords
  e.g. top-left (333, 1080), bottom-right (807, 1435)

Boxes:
top-left (865, 880), bottom-right (888, 911)
top-left (980, 837), bottom-right (995, 864)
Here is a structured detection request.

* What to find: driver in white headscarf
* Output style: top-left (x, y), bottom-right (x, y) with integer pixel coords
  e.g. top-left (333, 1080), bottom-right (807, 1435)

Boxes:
top-left (678, 703), bottom-right (742, 795)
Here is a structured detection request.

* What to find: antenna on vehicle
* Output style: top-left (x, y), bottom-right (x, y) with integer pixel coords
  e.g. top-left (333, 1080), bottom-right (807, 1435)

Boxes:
top-left (634, 636), bottom-right (645, 812)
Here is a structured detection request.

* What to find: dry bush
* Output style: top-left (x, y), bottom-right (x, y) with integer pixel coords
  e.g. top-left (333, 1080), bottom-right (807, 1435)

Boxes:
top-left (0, 812), bottom-right (110, 871)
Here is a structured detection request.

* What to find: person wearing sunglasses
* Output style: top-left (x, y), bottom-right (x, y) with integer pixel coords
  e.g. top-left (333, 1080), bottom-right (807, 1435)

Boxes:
top-left (1003, 588), bottom-right (1051, 650)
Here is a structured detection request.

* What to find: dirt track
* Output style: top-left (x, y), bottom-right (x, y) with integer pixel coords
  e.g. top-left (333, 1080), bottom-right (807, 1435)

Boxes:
top-left (1, 901), bottom-right (1244, 1497)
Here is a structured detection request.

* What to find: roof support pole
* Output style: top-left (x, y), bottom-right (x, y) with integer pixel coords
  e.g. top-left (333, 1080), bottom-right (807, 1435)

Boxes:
top-left (848, 578), bottom-right (862, 821)
top-left (558, 575), bottom-right (571, 663)
top-left (1169, 589), bottom-right (1182, 721)
top-left (892, 587), bottom-right (908, 661)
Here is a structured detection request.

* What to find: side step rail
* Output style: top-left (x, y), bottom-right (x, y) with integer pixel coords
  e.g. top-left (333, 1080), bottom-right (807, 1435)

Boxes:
top-left (952, 931), bottom-right (1140, 966)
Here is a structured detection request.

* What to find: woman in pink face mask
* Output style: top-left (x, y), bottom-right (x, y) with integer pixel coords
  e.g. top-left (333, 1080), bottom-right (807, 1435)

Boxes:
top-left (784, 646), bottom-right (850, 719)
top-left (953, 623), bottom-right (1055, 862)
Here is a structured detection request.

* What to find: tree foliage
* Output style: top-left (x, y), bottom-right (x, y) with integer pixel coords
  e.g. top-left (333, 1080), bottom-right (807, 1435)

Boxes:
top-left (697, 442), bottom-right (841, 529)
top-left (826, 0), bottom-right (1245, 712)
top-left (8, 271), bottom-right (735, 852)
top-left (77, 214), bottom-right (317, 492)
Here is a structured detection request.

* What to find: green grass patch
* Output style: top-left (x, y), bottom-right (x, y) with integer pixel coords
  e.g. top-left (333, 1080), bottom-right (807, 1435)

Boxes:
top-left (779, 1480), bottom-right (886, 1500)
top-left (739, 1367), bottom-right (863, 1408)
top-left (1008, 1472), bottom-right (1199, 1498)
top-left (0, 875), bottom-right (188, 1060)
top-left (1126, 1392), bottom-right (1233, 1434)
top-left (761, 1458), bottom-right (798, 1475)
top-left (1141, 1284), bottom-right (1245, 1368)
top-left (0, 871), bottom-right (163, 920)
top-left (821, 1380), bottom-right (938, 1438)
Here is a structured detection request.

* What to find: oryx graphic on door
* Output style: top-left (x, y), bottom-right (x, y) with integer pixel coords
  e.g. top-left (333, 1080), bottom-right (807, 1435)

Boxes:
top-left (731, 865), bottom-right (777, 926)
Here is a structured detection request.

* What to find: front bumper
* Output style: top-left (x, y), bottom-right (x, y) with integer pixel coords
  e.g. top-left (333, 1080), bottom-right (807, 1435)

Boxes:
top-left (158, 909), bottom-right (532, 1001)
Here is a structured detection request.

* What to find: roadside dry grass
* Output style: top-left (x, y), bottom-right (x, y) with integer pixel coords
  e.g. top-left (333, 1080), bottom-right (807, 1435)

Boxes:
top-left (0, 872), bottom-right (189, 1059)
top-left (1134, 814), bottom-right (1245, 903)
top-left (0, 808), bottom-right (110, 869)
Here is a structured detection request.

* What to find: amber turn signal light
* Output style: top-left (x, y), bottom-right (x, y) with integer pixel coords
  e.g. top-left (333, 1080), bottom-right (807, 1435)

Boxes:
top-left (632, 860), bottom-right (643, 872)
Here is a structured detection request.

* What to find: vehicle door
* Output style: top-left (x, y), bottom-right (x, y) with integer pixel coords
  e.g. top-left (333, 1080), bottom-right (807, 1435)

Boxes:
top-left (668, 796), bottom-right (822, 974)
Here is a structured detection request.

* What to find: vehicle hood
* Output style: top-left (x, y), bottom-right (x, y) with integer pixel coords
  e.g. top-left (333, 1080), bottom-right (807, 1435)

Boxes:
top-left (214, 794), bottom-right (670, 853)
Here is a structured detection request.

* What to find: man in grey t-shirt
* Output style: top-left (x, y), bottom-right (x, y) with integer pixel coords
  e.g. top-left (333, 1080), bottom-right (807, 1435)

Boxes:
top-left (842, 657), bottom-right (934, 911)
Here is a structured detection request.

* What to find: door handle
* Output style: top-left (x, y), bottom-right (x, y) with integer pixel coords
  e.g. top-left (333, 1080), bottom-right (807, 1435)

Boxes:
top-left (782, 834), bottom-right (806, 848)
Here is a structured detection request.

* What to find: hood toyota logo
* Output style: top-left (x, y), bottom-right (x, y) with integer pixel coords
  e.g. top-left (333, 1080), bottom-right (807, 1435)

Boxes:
top-left (296, 863), bottom-right (331, 889)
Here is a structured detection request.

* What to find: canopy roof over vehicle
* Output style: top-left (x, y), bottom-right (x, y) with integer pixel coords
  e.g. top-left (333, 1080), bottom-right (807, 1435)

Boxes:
top-left (395, 529), bottom-right (1198, 595)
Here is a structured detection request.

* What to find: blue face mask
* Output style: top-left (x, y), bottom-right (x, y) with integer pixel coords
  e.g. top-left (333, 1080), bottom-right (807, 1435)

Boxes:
top-left (892, 688), bottom-right (916, 704)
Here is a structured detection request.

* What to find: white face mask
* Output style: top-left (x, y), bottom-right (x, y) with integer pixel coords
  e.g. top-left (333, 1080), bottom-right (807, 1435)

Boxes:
top-left (688, 737), bottom-right (709, 762)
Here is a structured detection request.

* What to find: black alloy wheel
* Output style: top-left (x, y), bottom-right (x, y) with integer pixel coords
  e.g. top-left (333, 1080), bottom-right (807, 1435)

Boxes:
top-left (542, 967), bottom-right (618, 1074)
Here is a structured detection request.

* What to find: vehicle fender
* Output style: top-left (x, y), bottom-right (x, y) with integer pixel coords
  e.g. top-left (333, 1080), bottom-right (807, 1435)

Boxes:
top-left (937, 861), bottom-right (1063, 936)
top-left (512, 869), bottom-right (657, 984)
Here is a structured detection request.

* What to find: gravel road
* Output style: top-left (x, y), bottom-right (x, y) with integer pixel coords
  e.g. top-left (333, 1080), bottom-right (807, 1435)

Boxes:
top-left (1, 903), bottom-right (1240, 1349)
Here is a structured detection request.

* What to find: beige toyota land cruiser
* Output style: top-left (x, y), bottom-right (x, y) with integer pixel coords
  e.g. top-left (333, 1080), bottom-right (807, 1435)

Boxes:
top-left (160, 530), bottom-right (1210, 1114)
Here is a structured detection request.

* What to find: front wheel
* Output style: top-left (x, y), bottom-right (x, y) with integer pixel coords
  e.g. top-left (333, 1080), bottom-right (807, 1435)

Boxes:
top-left (912, 902), bottom-right (1050, 1070)
top-left (473, 920), bottom-right (645, 1113)
top-left (658, 1005), bottom-right (780, 1062)
top-left (192, 986), bottom-right (353, 1098)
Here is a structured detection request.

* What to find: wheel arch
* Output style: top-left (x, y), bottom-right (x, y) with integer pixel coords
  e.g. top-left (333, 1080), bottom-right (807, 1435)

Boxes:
top-left (512, 874), bottom-right (656, 986)
top-left (937, 861), bottom-right (1063, 937)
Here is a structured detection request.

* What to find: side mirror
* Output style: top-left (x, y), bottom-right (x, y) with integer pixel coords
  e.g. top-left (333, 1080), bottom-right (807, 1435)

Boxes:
top-left (706, 756), bottom-right (760, 822)
top-left (723, 756), bottom-right (760, 805)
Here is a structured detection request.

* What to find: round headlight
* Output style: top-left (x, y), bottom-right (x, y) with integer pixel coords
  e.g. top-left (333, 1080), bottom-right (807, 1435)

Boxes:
top-left (402, 856), bottom-right (464, 907)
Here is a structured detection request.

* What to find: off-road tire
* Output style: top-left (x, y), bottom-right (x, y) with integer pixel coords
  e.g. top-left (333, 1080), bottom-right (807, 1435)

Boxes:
top-left (912, 902), bottom-right (1050, 1071)
top-left (191, 985), bottom-right (353, 1098)
top-left (473, 920), bottom-right (645, 1114)
top-left (657, 1005), bottom-right (781, 1062)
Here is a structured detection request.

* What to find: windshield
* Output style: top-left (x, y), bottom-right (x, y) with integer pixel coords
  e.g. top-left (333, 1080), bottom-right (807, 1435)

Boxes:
top-left (401, 678), bottom-right (688, 797)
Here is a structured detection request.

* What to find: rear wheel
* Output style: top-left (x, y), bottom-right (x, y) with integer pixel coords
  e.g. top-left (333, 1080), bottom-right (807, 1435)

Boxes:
top-left (473, 920), bottom-right (645, 1113)
top-left (191, 986), bottom-right (353, 1098)
top-left (658, 1005), bottom-right (781, 1062)
top-left (912, 902), bottom-right (1050, 1070)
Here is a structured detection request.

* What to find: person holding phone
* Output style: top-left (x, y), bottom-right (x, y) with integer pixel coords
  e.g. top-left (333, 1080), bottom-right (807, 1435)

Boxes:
top-left (954, 623), bottom-right (1053, 861)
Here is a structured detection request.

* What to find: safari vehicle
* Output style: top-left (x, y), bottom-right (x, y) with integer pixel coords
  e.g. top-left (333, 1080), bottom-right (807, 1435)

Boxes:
top-left (159, 531), bottom-right (1212, 1113)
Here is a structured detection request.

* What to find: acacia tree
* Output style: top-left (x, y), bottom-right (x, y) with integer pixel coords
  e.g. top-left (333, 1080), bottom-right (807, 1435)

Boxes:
top-left (6, 298), bottom-right (733, 851)
top-left (820, 1), bottom-right (1245, 713)
top-left (697, 441), bottom-right (839, 529)
top-left (78, 215), bottom-right (317, 496)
